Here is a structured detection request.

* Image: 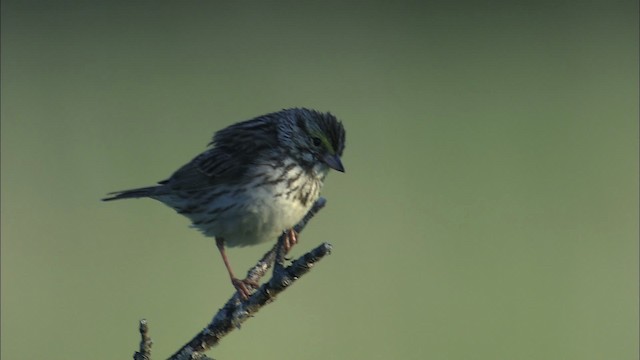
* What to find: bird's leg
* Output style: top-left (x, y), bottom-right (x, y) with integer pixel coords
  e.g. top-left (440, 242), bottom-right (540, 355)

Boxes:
top-left (283, 228), bottom-right (298, 254)
top-left (215, 237), bottom-right (257, 300)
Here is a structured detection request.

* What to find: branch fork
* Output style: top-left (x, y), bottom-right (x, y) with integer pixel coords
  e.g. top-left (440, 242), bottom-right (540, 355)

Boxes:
top-left (132, 198), bottom-right (332, 360)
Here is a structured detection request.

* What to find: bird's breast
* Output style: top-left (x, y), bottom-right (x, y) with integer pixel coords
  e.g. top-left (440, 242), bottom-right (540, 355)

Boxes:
top-left (189, 163), bottom-right (323, 247)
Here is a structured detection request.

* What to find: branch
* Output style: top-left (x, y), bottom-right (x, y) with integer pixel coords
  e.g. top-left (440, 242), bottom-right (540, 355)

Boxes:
top-left (131, 198), bottom-right (332, 360)
top-left (133, 319), bottom-right (152, 360)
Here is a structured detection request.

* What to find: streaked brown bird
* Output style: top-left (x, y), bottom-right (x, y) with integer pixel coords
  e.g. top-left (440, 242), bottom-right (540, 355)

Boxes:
top-left (103, 108), bottom-right (346, 299)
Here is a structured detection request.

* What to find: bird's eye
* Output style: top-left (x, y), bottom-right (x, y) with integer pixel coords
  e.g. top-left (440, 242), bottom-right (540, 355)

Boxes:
top-left (312, 137), bottom-right (322, 147)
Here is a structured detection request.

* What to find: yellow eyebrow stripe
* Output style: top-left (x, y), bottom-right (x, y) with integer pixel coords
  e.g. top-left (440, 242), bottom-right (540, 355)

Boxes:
top-left (313, 131), bottom-right (335, 154)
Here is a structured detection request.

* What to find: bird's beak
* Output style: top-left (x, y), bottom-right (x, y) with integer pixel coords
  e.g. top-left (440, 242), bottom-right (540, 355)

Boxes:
top-left (322, 153), bottom-right (345, 172)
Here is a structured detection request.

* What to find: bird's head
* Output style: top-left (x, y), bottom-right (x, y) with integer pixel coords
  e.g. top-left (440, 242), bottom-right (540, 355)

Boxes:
top-left (279, 108), bottom-right (346, 176)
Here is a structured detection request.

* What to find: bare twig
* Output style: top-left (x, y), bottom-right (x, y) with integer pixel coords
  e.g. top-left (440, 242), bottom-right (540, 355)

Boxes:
top-left (131, 198), bottom-right (331, 360)
top-left (133, 319), bottom-right (152, 360)
top-left (169, 242), bottom-right (332, 360)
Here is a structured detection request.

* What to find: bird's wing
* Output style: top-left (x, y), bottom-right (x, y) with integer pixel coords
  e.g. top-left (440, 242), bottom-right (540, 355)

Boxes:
top-left (160, 116), bottom-right (278, 192)
top-left (160, 148), bottom-right (247, 192)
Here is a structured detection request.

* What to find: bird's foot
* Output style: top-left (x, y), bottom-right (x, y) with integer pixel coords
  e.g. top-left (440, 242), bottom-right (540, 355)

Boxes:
top-left (283, 228), bottom-right (298, 254)
top-left (231, 277), bottom-right (259, 300)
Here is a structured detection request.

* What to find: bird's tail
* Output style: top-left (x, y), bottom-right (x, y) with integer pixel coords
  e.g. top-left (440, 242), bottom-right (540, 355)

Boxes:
top-left (102, 186), bottom-right (160, 201)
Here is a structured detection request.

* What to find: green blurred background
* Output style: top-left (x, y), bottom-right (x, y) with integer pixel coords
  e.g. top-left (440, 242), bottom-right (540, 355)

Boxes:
top-left (1, 1), bottom-right (638, 359)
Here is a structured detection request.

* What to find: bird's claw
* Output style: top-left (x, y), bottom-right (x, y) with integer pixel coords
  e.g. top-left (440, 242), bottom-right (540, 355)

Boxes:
top-left (231, 278), bottom-right (259, 300)
top-left (283, 229), bottom-right (298, 254)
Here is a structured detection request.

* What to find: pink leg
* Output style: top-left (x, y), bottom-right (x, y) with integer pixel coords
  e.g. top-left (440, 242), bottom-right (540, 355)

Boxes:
top-left (216, 237), bottom-right (256, 300)
top-left (283, 228), bottom-right (298, 253)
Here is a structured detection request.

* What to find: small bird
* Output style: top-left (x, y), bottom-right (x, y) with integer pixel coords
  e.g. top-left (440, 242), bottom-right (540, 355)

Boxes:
top-left (103, 108), bottom-right (346, 299)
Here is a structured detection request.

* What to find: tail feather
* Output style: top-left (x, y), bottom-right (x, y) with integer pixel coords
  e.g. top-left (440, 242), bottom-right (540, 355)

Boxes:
top-left (102, 186), bottom-right (160, 201)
